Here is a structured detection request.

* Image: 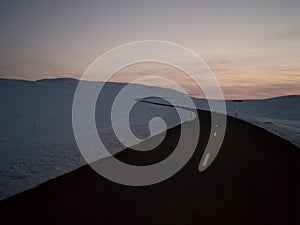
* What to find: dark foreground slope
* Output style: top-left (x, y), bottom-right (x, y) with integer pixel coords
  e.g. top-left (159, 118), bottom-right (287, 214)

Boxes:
top-left (1, 110), bottom-right (299, 225)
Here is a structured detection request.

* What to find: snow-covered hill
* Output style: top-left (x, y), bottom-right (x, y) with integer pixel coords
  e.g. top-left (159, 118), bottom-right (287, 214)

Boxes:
top-left (193, 95), bottom-right (300, 148)
top-left (0, 78), bottom-right (298, 200)
top-left (0, 78), bottom-right (193, 200)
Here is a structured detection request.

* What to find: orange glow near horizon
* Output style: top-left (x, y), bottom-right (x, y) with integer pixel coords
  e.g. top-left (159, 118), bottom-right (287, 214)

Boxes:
top-left (0, 1), bottom-right (299, 99)
top-left (108, 62), bottom-right (299, 100)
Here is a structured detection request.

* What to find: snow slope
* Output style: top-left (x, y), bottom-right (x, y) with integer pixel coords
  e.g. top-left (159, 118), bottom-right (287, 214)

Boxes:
top-left (0, 78), bottom-right (298, 200)
top-left (193, 95), bottom-right (300, 148)
top-left (140, 94), bottom-right (299, 148)
top-left (0, 78), bottom-right (193, 200)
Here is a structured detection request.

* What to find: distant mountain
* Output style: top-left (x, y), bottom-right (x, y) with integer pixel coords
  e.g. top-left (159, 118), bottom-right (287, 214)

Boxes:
top-left (264, 95), bottom-right (300, 101)
top-left (36, 78), bottom-right (79, 85)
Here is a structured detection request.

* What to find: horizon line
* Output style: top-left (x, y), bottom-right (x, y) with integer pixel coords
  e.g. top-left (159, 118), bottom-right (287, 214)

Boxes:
top-left (0, 76), bottom-right (299, 101)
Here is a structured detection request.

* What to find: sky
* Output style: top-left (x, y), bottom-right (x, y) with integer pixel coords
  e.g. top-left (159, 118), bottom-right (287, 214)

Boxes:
top-left (0, 0), bottom-right (299, 99)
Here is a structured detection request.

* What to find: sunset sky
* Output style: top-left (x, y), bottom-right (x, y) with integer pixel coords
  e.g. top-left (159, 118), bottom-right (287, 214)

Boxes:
top-left (0, 0), bottom-right (299, 99)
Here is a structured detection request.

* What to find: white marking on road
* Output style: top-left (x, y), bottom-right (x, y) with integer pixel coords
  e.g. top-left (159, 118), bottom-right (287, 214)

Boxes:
top-left (214, 132), bottom-right (217, 137)
top-left (202, 153), bottom-right (210, 167)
